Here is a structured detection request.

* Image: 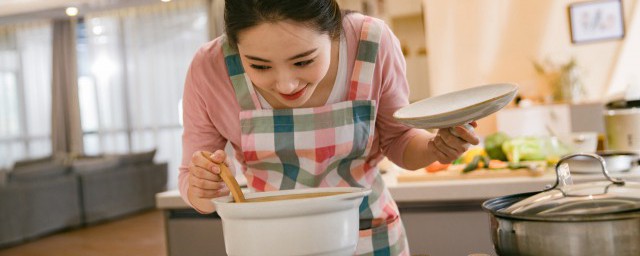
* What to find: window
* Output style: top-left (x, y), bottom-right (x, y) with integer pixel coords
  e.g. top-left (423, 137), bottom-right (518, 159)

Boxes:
top-left (77, 0), bottom-right (208, 188)
top-left (0, 22), bottom-right (52, 168)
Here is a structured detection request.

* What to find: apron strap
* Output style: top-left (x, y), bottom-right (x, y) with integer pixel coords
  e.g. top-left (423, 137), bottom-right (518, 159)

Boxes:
top-left (348, 16), bottom-right (383, 101)
top-left (222, 36), bottom-right (262, 111)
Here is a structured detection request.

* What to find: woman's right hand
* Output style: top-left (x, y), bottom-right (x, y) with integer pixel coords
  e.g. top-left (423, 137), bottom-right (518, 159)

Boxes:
top-left (188, 149), bottom-right (231, 202)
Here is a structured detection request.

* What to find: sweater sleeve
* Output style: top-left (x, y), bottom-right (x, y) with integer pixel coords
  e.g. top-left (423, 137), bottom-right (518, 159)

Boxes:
top-left (178, 46), bottom-right (229, 212)
top-left (373, 19), bottom-right (431, 169)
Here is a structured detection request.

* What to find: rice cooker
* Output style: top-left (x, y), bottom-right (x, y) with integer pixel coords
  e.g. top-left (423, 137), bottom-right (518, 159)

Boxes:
top-left (604, 99), bottom-right (640, 155)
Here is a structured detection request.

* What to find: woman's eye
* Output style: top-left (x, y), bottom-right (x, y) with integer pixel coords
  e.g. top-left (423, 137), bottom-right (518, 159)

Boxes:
top-left (294, 59), bottom-right (315, 67)
top-left (250, 64), bottom-right (271, 70)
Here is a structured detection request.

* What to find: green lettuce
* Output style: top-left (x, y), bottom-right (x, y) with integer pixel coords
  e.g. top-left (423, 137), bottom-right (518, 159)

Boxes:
top-left (501, 137), bottom-right (546, 163)
top-left (484, 132), bottom-right (510, 161)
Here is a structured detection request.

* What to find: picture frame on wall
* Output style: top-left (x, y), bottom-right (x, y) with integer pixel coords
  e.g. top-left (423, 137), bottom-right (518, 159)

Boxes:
top-left (568, 0), bottom-right (625, 44)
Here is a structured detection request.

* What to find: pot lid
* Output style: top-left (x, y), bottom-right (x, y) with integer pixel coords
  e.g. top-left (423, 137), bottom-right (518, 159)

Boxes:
top-left (499, 153), bottom-right (640, 217)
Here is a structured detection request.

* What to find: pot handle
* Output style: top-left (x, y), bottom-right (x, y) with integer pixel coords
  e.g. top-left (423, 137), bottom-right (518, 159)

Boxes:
top-left (548, 153), bottom-right (625, 190)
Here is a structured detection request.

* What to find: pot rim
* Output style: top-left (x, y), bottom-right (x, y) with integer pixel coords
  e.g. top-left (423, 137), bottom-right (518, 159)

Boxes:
top-left (212, 187), bottom-right (371, 219)
top-left (213, 187), bottom-right (371, 205)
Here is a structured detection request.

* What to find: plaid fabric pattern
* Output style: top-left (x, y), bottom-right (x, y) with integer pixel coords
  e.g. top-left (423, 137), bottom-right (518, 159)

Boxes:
top-left (223, 15), bottom-right (409, 255)
top-left (349, 17), bottom-right (381, 101)
top-left (222, 41), bottom-right (261, 110)
top-left (240, 100), bottom-right (377, 190)
top-left (357, 216), bottom-right (409, 256)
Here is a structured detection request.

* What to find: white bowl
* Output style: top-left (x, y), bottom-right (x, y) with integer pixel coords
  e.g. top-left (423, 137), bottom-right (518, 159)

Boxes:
top-left (213, 187), bottom-right (371, 256)
top-left (564, 151), bottom-right (638, 174)
top-left (557, 132), bottom-right (598, 153)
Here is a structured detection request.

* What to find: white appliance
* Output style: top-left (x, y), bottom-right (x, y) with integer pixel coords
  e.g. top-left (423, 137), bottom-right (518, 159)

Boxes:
top-left (604, 99), bottom-right (640, 155)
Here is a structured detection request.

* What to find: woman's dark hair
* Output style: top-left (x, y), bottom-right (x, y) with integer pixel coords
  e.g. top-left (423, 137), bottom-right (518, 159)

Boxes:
top-left (224, 0), bottom-right (343, 47)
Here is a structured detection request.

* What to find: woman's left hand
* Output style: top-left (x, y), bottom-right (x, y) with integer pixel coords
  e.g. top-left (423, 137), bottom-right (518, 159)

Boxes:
top-left (428, 121), bottom-right (480, 164)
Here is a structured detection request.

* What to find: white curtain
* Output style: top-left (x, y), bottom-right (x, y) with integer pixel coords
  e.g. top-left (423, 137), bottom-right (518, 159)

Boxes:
top-left (80, 0), bottom-right (210, 188)
top-left (0, 22), bottom-right (52, 168)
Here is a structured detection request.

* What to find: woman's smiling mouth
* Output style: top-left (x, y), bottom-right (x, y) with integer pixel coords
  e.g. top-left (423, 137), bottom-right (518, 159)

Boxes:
top-left (279, 86), bottom-right (308, 100)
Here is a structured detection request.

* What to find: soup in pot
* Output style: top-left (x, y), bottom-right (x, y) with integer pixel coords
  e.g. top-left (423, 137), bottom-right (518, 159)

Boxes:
top-left (243, 192), bottom-right (348, 203)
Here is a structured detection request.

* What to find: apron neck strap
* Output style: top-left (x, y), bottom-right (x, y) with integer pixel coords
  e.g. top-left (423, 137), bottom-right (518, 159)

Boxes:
top-left (347, 16), bottom-right (383, 101)
top-left (222, 36), bottom-right (262, 111)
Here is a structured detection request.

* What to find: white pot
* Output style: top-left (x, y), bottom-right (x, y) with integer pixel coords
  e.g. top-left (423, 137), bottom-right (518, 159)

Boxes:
top-left (213, 187), bottom-right (371, 256)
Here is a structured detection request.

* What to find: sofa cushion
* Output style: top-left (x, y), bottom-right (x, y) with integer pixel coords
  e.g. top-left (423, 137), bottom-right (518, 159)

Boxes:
top-left (111, 149), bottom-right (157, 166)
top-left (0, 169), bottom-right (7, 186)
top-left (9, 162), bottom-right (70, 183)
top-left (72, 157), bottom-right (120, 173)
top-left (12, 156), bottom-right (54, 168)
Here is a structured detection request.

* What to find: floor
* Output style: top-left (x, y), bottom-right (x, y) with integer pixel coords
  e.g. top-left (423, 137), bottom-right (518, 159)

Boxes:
top-left (0, 210), bottom-right (166, 256)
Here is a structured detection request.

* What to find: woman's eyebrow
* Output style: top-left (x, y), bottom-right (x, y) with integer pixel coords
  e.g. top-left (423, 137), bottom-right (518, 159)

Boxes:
top-left (287, 48), bottom-right (317, 60)
top-left (244, 48), bottom-right (317, 62)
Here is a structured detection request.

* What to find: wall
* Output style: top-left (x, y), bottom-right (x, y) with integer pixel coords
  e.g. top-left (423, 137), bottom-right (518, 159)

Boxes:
top-left (338, 0), bottom-right (431, 102)
top-left (424, 0), bottom-right (638, 135)
top-left (609, 0), bottom-right (640, 99)
top-left (388, 14), bottom-right (430, 102)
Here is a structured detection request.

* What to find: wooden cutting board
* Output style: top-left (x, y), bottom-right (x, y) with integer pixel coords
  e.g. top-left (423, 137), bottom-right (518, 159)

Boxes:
top-left (396, 166), bottom-right (547, 182)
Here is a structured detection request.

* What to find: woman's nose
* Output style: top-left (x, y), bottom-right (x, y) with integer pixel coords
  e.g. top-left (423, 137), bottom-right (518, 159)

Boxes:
top-left (275, 74), bottom-right (298, 94)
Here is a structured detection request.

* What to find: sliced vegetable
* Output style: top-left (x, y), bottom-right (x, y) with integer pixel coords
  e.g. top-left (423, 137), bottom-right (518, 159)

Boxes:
top-left (484, 132), bottom-right (510, 161)
top-left (462, 147), bottom-right (487, 164)
top-left (488, 159), bottom-right (508, 169)
top-left (462, 155), bottom-right (483, 173)
top-left (508, 162), bottom-right (527, 169)
top-left (425, 161), bottom-right (450, 173)
top-left (501, 137), bottom-right (546, 163)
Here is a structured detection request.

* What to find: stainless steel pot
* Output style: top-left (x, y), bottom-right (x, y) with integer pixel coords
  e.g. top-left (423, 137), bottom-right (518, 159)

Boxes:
top-left (482, 153), bottom-right (640, 256)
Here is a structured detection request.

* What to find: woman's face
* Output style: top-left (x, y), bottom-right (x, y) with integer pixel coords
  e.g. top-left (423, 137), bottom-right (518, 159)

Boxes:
top-left (236, 20), bottom-right (332, 108)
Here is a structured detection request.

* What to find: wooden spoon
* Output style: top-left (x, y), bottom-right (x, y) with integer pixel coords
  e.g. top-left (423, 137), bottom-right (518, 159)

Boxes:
top-left (201, 152), bottom-right (246, 203)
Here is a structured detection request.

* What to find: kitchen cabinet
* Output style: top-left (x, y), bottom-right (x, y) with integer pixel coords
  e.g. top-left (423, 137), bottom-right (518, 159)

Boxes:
top-left (399, 201), bottom-right (494, 255)
top-left (337, 0), bottom-right (423, 19)
top-left (383, 0), bottom-right (423, 18)
top-left (163, 209), bottom-right (226, 256)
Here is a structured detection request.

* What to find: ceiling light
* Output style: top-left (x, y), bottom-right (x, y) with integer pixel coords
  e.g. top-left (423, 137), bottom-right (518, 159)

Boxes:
top-left (92, 26), bottom-right (104, 35)
top-left (161, 0), bottom-right (171, 2)
top-left (65, 7), bottom-right (79, 17)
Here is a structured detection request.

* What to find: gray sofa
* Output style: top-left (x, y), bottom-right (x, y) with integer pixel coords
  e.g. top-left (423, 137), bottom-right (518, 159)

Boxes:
top-left (75, 150), bottom-right (168, 225)
top-left (0, 157), bottom-right (82, 247)
top-left (0, 150), bottom-right (168, 248)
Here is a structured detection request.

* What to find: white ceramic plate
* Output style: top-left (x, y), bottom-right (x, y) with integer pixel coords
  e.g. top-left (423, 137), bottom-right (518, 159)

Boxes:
top-left (394, 83), bottom-right (518, 129)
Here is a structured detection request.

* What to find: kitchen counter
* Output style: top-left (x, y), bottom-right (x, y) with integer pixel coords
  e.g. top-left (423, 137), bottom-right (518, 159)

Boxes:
top-left (157, 166), bottom-right (640, 207)
top-left (156, 166), bottom-right (640, 256)
top-left (384, 166), bottom-right (640, 204)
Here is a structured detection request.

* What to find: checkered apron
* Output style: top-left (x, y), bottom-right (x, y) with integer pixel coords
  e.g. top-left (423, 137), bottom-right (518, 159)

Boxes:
top-left (222, 16), bottom-right (409, 256)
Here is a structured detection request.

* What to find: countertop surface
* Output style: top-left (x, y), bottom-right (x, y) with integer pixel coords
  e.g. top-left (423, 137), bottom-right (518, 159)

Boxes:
top-left (156, 165), bottom-right (640, 209)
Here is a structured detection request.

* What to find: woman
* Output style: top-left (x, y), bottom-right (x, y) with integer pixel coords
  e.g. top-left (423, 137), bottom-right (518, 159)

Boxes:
top-left (179, 0), bottom-right (479, 255)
